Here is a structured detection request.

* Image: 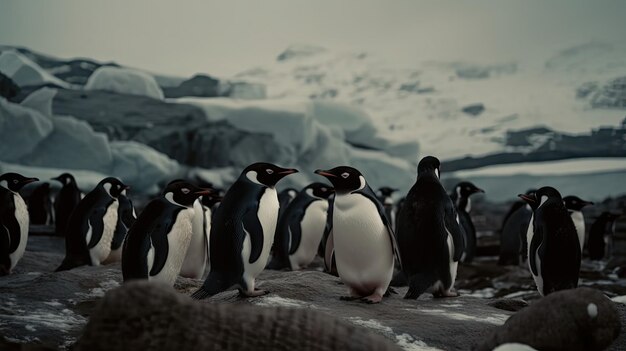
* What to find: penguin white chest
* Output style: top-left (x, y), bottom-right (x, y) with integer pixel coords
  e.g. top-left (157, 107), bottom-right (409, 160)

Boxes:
top-left (332, 193), bottom-right (393, 291)
top-left (152, 208), bottom-right (195, 285)
top-left (242, 188), bottom-right (278, 286)
top-left (570, 211), bottom-right (585, 253)
top-left (179, 200), bottom-right (209, 279)
top-left (89, 201), bottom-right (119, 265)
top-left (9, 193), bottom-right (29, 270)
top-left (289, 199), bottom-right (328, 269)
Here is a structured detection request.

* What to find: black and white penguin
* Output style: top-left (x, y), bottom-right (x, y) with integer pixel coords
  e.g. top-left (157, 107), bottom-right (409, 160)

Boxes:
top-left (315, 167), bottom-right (399, 303)
top-left (449, 181), bottom-right (484, 263)
top-left (25, 182), bottom-right (53, 225)
top-left (0, 173), bottom-right (38, 275)
top-left (122, 181), bottom-right (212, 285)
top-left (588, 212), bottom-right (621, 261)
top-left (498, 189), bottom-right (536, 266)
top-left (268, 182), bottom-right (334, 270)
top-left (56, 177), bottom-right (128, 271)
top-left (377, 187), bottom-right (398, 231)
top-left (52, 173), bottom-right (82, 236)
top-left (563, 195), bottom-right (593, 255)
top-left (319, 192), bottom-right (337, 275)
top-left (191, 163), bottom-right (298, 299)
top-left (396, 156), bottom-right (465, 299)
top-left (277, 188), bottom-right (298, 218)
top-left (519, 187), bottom-right (581, 296)
top-left (103, 189), bottom-right (136, 264)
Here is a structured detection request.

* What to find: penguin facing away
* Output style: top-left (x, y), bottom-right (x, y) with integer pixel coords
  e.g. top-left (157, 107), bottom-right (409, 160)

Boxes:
top-left (56, 177), bottom-right (128, 271)
top-left (103, 190), bottom-right (136, 264)
top-left (25, 182), bottom-right (53, 225)
top-left (315, 166), bottom-right (400, 304)
top-left (122, 181), bottom-right (212, 285)
top-left (0, 173), bottom-right (38, 275)
top-left (449, 181), bottom-right (484, 263)
top-left (588, 212), bottom-right (621, 261)
top-left (499, 189), bottom-right (536, 266)
top-left (377, 186), bottom-right (398, 231)
top-left (268, 182), bottom-right (334, 270)
top-left (563, 195), bottom-right (593, 255)
top-left (519, 187), bottom-right (581, 296)
top-left (191, 163), bottom-right (298, 299)
top-left (52, 173), bottom-right (82, 236)
top-left (396, 156), bottom-right (465, 299)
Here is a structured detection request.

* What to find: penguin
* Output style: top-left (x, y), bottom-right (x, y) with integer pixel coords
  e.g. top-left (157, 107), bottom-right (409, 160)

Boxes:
top-left (377, 187), bottom-right (398, 231)
top-left (103, 189), bottom-right (136, 264)
top-left (449, 181), bottom-right (484, 263)
top-left (271, 187), bottom-right (299, 256)
top-left (25, 182), bottom-right (53, 225)
top-left (498, 189), bottom-right (535, 266)
top-left (0, 173), bottom-right (38, 275)
top-left (396, 156), bottom-right (465, 299)
top-left (519, 187), bottom-right (581, 296)
top-left (588, 212), bottom-right (621, 260)
top-left (563, 195), bottom-right (593, 255)
top-left (268, 183), bottom-right (334, 270)
top-left (52, 173), bottom-right (82, 236)
top-left (191, 163), bottom-right (298, 299)
top-left (315, 167), bottom-right (399, 303)
top-left (122, 181), bottom-right (212, 285)
top-left (180, 180), bottom-right (216, 280)
top-left (56, 177), bottom-right (128, 271)
top-left (318, 192), bottom-right (337, 275)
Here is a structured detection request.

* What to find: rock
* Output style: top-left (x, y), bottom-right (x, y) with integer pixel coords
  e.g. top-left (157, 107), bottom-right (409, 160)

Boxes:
top-left (84, 66), bottom-right (164, 100)
top-left (462, 104), bottom-right (485, 116)
top-left (487, 299), bottom-right (529, 312)
top-left (163, 74), bottom-right (221, 98)
top-left (475, 287), bottom-right (622, 351)
top-left (74, 281), bottom-right (401, 351)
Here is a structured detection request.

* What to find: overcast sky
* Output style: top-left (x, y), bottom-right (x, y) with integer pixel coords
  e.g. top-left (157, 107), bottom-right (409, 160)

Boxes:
top-left (1, 0), bottom-right (625, 77)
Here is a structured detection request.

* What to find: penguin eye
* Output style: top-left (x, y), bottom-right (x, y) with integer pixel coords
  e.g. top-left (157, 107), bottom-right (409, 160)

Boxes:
top-left (266, 169), bottom-right (274, 175)
top-left (181, 188), bottom-right (190, 194)
top-left (321, 187), bottom-right (327, 192)
top-left (341, 172), bottom-right (349, 179)
top-left (13, 180), bottom-right (18, 183)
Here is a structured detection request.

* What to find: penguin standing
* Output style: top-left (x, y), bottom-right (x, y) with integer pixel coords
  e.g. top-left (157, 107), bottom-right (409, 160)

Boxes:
top-left (0, 173), bottom-right (38, 275)
top-left (377, 187), bottom-right (398, 231)
top-left (103, 189), bottom-right (136, 264)
top-left (519, 187), bottom-right (581, 296)
top-left (122, 181), bottom-right (212, 285)
top-left (396, 156), bottom-right (465, 299)
top-left (319, 192), bottom-right (337, 275)
top-left (498, 189), bottom-right (535, 266)
top-left (315, 167), bottom-right (399, 303)
top-left (588, 212), bottom-right (621, 260)
top-left (271, 188), bottom-right (298, 256)
top-left (191, 163), bottom-right (298, 299)
top-left (24, 182), bottom-right (53, 225)
top-left (449, 181), bottom-right (484, 263)
top-left (563, 195), bottom-right (593, 254)
top-left (56, 177), bottom-right (128, 271)
top-left (268, 183), bottom-right (334, 270)
top-left (52, 173), bottom-right (82, 236)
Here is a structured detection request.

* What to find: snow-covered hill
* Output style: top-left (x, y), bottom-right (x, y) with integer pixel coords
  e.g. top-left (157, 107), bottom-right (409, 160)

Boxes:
top-left (236, 43), bottom-right (626, 161)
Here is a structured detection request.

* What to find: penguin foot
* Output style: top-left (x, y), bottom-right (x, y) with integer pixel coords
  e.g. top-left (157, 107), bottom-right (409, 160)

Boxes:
top-left (433, 289), bottom-right (459, 298)
top-left (360, 294), bottom-right (383, 304)
top-left (239, 289), bottom-right (269, 298)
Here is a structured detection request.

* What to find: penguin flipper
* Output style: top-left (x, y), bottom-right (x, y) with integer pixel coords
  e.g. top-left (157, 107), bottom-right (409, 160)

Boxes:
top-left (528, 223), bottom-right (542, 276)
top-left (86, 206), bottom-right (107, 249)
top-left (323, 229), bottom-right (336, 275)
top-left (241, 208), bottom-right (264, 264)
top-left (0, 224), bottom-right (11, 273)
top-left (444, 202), bottom-right (465, 262)
top-left (0, 193), bottom-right (20, 254)
top-left (287, 215), bottom-right (303, 255)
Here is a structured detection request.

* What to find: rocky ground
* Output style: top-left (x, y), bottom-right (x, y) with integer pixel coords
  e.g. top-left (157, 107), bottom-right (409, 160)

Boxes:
top-left (1, 235), bottom-right (626, 350)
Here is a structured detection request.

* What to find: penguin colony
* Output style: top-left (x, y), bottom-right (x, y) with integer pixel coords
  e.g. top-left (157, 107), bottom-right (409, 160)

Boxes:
top-left (0, 156), bottom-right (623, 303)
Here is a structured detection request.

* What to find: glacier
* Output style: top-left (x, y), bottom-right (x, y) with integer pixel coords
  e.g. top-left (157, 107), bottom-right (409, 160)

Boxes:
top-left (85, 66), bottom-right (164, 100)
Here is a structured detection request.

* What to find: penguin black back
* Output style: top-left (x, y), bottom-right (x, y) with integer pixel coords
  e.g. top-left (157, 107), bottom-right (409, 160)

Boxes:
top-left (53, 173), bottom-right (82, 236)
top-left (27, 182), bottom-right (53, 225)
top-left (588, 212), bottom-right (620, 260)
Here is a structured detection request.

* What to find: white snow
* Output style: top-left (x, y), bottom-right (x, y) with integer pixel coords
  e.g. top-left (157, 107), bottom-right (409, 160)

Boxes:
top-left (611, 295), bottom-right (626, 304)
top-left (0, 161), bottom-right (108, 192)
top-left (253, 296), bottom-right (317, 309)
top-left (409, 308), bottom-right (509, 325)
top-left (0, 97), bottom-right (54, 162)
top-left (452, 158), bottom-right (626, 177)
top-left (347, 317), bottom-right (442, 351)
top-left (85, 66), bottom-right (164, 100)
top-left (20, 86), bottom-right (57, 116)
top-left (493, 344), bottom-right (538, 351)
top-left (0, 50), bottom-right (71, 88)
top-left (189, 167), bottom-right (237, 188)
top-left (111, 141), bottom-right (180, 193)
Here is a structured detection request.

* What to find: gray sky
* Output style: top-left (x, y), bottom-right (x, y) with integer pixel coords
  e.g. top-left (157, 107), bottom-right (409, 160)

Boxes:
top-left (1, 0), bottom-right (625, 77)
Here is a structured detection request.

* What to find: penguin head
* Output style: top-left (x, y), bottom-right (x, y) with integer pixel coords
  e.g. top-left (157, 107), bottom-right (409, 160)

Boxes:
top-left (378, 186), bottom-right (398, 197)
top-left (201, 192), bottom-right (223, 208)
top-left (51, 173), bottom-right (76, 186)
top-left (163, 181), bottom-right (213, 208)
top-left (314, 166), bottom-right (365, 194)
top-left (455, 181), bottom-right (485, 198)
top-left (98, 177), bottom-right (129, 199)
top-left (0, 173), bottom-right (39, 192)
top-left (518, 186), bottom-right (562, 210)
top-left (304, 182), bottom-right (335, 199)
top-left (417, 156), bottom-right (441, 178)
top-left (563, 195), bottom-right (594, 211)
top-left (242, 163), bottom-right (299, 188)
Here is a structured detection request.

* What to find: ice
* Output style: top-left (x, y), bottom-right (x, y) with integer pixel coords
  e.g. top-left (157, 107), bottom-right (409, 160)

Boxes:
top-left (189, 167), bottom-right (237, 188)
top-left (0, 161), bottom-right (108, 192)
top-left (20, 86), bottom-right (57, 116)
top-left (0, 97), bottom-right (54, 162)
top-left (85, 66), bottom-right (164, 100)
top-left (493, 344), bottom-right (538, 351)
top-left (0, 50), bottom-right (71, 88)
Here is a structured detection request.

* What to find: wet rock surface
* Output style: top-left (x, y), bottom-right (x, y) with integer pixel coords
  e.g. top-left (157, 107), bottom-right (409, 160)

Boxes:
top-left (1, 235), bottom-right (625, 350)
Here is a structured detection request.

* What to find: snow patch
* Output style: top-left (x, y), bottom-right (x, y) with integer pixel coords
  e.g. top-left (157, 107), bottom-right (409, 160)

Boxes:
top-left (0, 50), bottom-right (71, 88)
top-left (412, 308), bottom-right (509, 325)
top-left (611, 295), bottom-right (626, 304)
top-left (347, 318), bottom-right (441, 351)
top-left (253, 296), bottom-right (316, 309)
top-left (0, 97), bottom-right (54, 162)
top-left (85, 66), bottom-right (164, 100)
top-left (493, 343), bottom-right (538, 351)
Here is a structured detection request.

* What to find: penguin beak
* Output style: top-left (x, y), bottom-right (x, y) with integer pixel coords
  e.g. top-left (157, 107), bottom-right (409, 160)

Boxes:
top-left (22, 177), bottom-right (39, 185)
top-left (195, 188), bottom-right (213, 196)
top-left (475, 188), bottom-right (485, 194)
top-left (582, 201), bottom-right (594, 206)
top-left (278, 168), bottom-right (299, 175)
top-left (315, 170), bottom-right (336, 178)
top-left (518, 194), bottom-right (536, 204)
